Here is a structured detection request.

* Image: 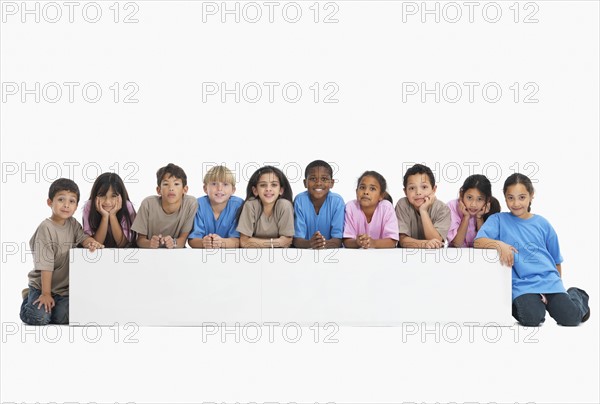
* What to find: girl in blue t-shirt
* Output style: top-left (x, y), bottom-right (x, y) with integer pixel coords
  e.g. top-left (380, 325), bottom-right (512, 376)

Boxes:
top-left (475, 173), bottom-right (590, 326)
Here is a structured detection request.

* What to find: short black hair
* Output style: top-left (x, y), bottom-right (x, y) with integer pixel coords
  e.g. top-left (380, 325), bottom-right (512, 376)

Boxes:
top-left (304, 160), bottom-right (333, 179)
top-left (48, 178), bottom-right (80, 202)
top-left (403, 164), bottom-right (436, 188)
top-left (156, 163), bottom-right (187, 187)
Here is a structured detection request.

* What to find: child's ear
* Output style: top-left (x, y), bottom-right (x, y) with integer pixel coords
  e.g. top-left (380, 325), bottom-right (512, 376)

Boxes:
top-left (203, 184), bottom-right (208, 194)
top-left (232, 185), bottom-right (236, 194)
top-left (47, 198), bottom-right (53, 207)
top-left (432, 185), bottom-right (437, 193)
top-left (183, 185), bottom-right (188, 194)
top-left (252, 186), bottom-right (258, 197)
top-left (156, 186), bottom-right (161, 195)
top-left (329, 179), bottom-right (335, 189)
top-left (403, 188), bottom-right (407, 196)
top-left (279, 188), bottom-right (284, 196)
top-left (303, 179), bottom-right (307, 189)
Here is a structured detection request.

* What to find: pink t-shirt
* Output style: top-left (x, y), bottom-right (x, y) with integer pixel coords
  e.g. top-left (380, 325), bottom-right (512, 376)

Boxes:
top-left (82, 199), bottom-right (136, 242)
top-left (343, 200), bottom-right (399, 240)
top-left (447, 198), bottom-right (478, 247)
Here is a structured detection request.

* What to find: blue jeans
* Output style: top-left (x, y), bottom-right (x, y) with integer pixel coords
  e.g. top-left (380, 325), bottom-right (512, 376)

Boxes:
top-left (19, 287), bottom-right (69, 325)
top-left (512, 287), bottom-right (590, 327)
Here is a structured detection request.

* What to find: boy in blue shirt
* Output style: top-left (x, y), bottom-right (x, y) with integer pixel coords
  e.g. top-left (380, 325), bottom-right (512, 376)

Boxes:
top-left (293, 160), bottom-right (345, 249)
top-left (188, 165), bottom-right (244, 248)
top-left (20, 178), bottom-right (103, 325)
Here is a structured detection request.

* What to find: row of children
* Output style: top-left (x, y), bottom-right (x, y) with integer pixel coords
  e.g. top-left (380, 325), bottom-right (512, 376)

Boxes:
top-left (20, 161), bottom-right (590, 328)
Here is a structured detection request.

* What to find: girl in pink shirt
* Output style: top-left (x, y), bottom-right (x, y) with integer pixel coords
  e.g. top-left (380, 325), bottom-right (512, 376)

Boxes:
top-left (82, 172), bottom-right (137, 247)
top-left (343, 171), bottom-right (399, 249)
top-left (447, 174), bottom-right (500, 247)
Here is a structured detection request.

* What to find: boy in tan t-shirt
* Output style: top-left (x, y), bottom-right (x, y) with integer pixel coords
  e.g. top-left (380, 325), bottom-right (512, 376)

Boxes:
top-left (20, 178), bottom-right (103, 325)
top-left (132, 163), bottom-right (197, 248)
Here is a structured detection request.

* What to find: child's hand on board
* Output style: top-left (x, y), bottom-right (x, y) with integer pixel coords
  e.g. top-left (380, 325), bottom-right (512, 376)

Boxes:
top-left (34, 294), bottom-right (55, 313)
top-left (210, 234), bottom-right (224, 248)
top-left (424, 239), bottom-right (443, 249)
top-left (162, 235), bottom-right (176, 249)
top-left (150, 235), bottom-right (161, 249)
top-left (357, 234), bottom-right (372, 249)
top-left (420, 193), bottom-right (437, 213)
top-left (310, 231), bottom-right (326, 249)
top-left (498, 242), bottom-right (518, 267)
top-left (87, 240), bottom-right (104, 252)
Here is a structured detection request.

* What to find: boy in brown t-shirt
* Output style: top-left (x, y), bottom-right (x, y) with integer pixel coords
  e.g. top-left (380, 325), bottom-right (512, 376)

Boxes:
top-left (20, 178), bottom-right (103, 325)
top-left (132, 163), bottom-right (197, 248)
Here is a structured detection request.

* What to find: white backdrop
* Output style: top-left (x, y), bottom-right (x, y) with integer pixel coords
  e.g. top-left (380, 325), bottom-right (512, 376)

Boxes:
top-left (1, 1), bottom-right (599, 403)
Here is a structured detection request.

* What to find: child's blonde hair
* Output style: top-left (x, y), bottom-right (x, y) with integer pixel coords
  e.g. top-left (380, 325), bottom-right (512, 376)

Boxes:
top-left (203, 165), bottom-right (236, 187)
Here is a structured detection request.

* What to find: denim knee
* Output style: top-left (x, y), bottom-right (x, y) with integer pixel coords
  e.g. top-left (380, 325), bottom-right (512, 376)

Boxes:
top-left (513, 294), bottom-right (546, 327)
top-left (20, 297), bottom-right (52, 326)
top-left (51, 296), bottom-right (69, 325)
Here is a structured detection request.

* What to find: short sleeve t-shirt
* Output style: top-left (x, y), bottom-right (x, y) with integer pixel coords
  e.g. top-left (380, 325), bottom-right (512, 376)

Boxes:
top-left (395, 197), bottom-right (451, 241)
top-left (236, 198), bottom-right (295, 239)
top-left (476, 212), bottom-right (565, 300)
top-left (131, 195), bottom-right (198, 239)
top-left (343, 199), bottom-right (399, 241)
top-left (27, 217), bottom-right (89, 296)
top-left (293, 191), bottom-right (345, 240)
top-left (189, 195), bottom-right (244, 239)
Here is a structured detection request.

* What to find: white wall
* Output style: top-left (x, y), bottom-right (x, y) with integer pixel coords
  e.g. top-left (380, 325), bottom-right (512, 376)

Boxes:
top-left (1, 1), bottom-right (598, 403)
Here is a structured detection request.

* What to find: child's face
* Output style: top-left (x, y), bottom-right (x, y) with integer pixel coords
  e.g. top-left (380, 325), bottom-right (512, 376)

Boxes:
top-left (304, 166), bottom-right (334, 201)
top-left (204, 180), bottom-right (235, 205)
top-left (504, 183), bottom-right (533, 219)
top-left (252, 173), bottom-right (283, 205)
top-left (97, 186), bottom-right (120, 213)
top-left (356, 175), bottom-right (383, 209)
top-left (461, 187), bottom-right (487, 216)
top-left (47, 190), bottom-right (78, 223)
top-left (157, 175), bottom-right (188, 204)
top-left (404, 173), bottom-right (436, 209)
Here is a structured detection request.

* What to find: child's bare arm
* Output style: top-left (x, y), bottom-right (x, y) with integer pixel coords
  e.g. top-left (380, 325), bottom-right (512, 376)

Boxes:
top-left (474, 237), bottom-right (517, 267)
top-left (370, 238), bottom-right (398, 249)
top-left (34, 271), bottom-right (55, 313)
top-left (240, 234), bottom-right (291, 248)
top-left (399, 234), bottom-right (442, 248)
top-left (136, 234), bottom-right (160, 248)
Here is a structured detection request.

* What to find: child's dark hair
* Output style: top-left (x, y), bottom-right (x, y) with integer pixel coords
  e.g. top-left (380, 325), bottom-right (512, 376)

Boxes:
top-left (357, 170), bottom-right (393, 204)
top-left (48, 178), bottom-right (80, 202)
top-left (503, 173), bottom-right (535, 212)
top-left (460, 175), bottom-right (500, 222)
top-left (403, 163), bottom-right (436, 188)
top-left (86, 172), bottom-right (136, 247)
top-left (237, 166), bottom-right (293, 222)
top-left (487, 196), bottom-right (501, 221)
top-left (156, 163), bottom-right (187, 187)
top-left (304, 160), bottom-right (333, 179)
